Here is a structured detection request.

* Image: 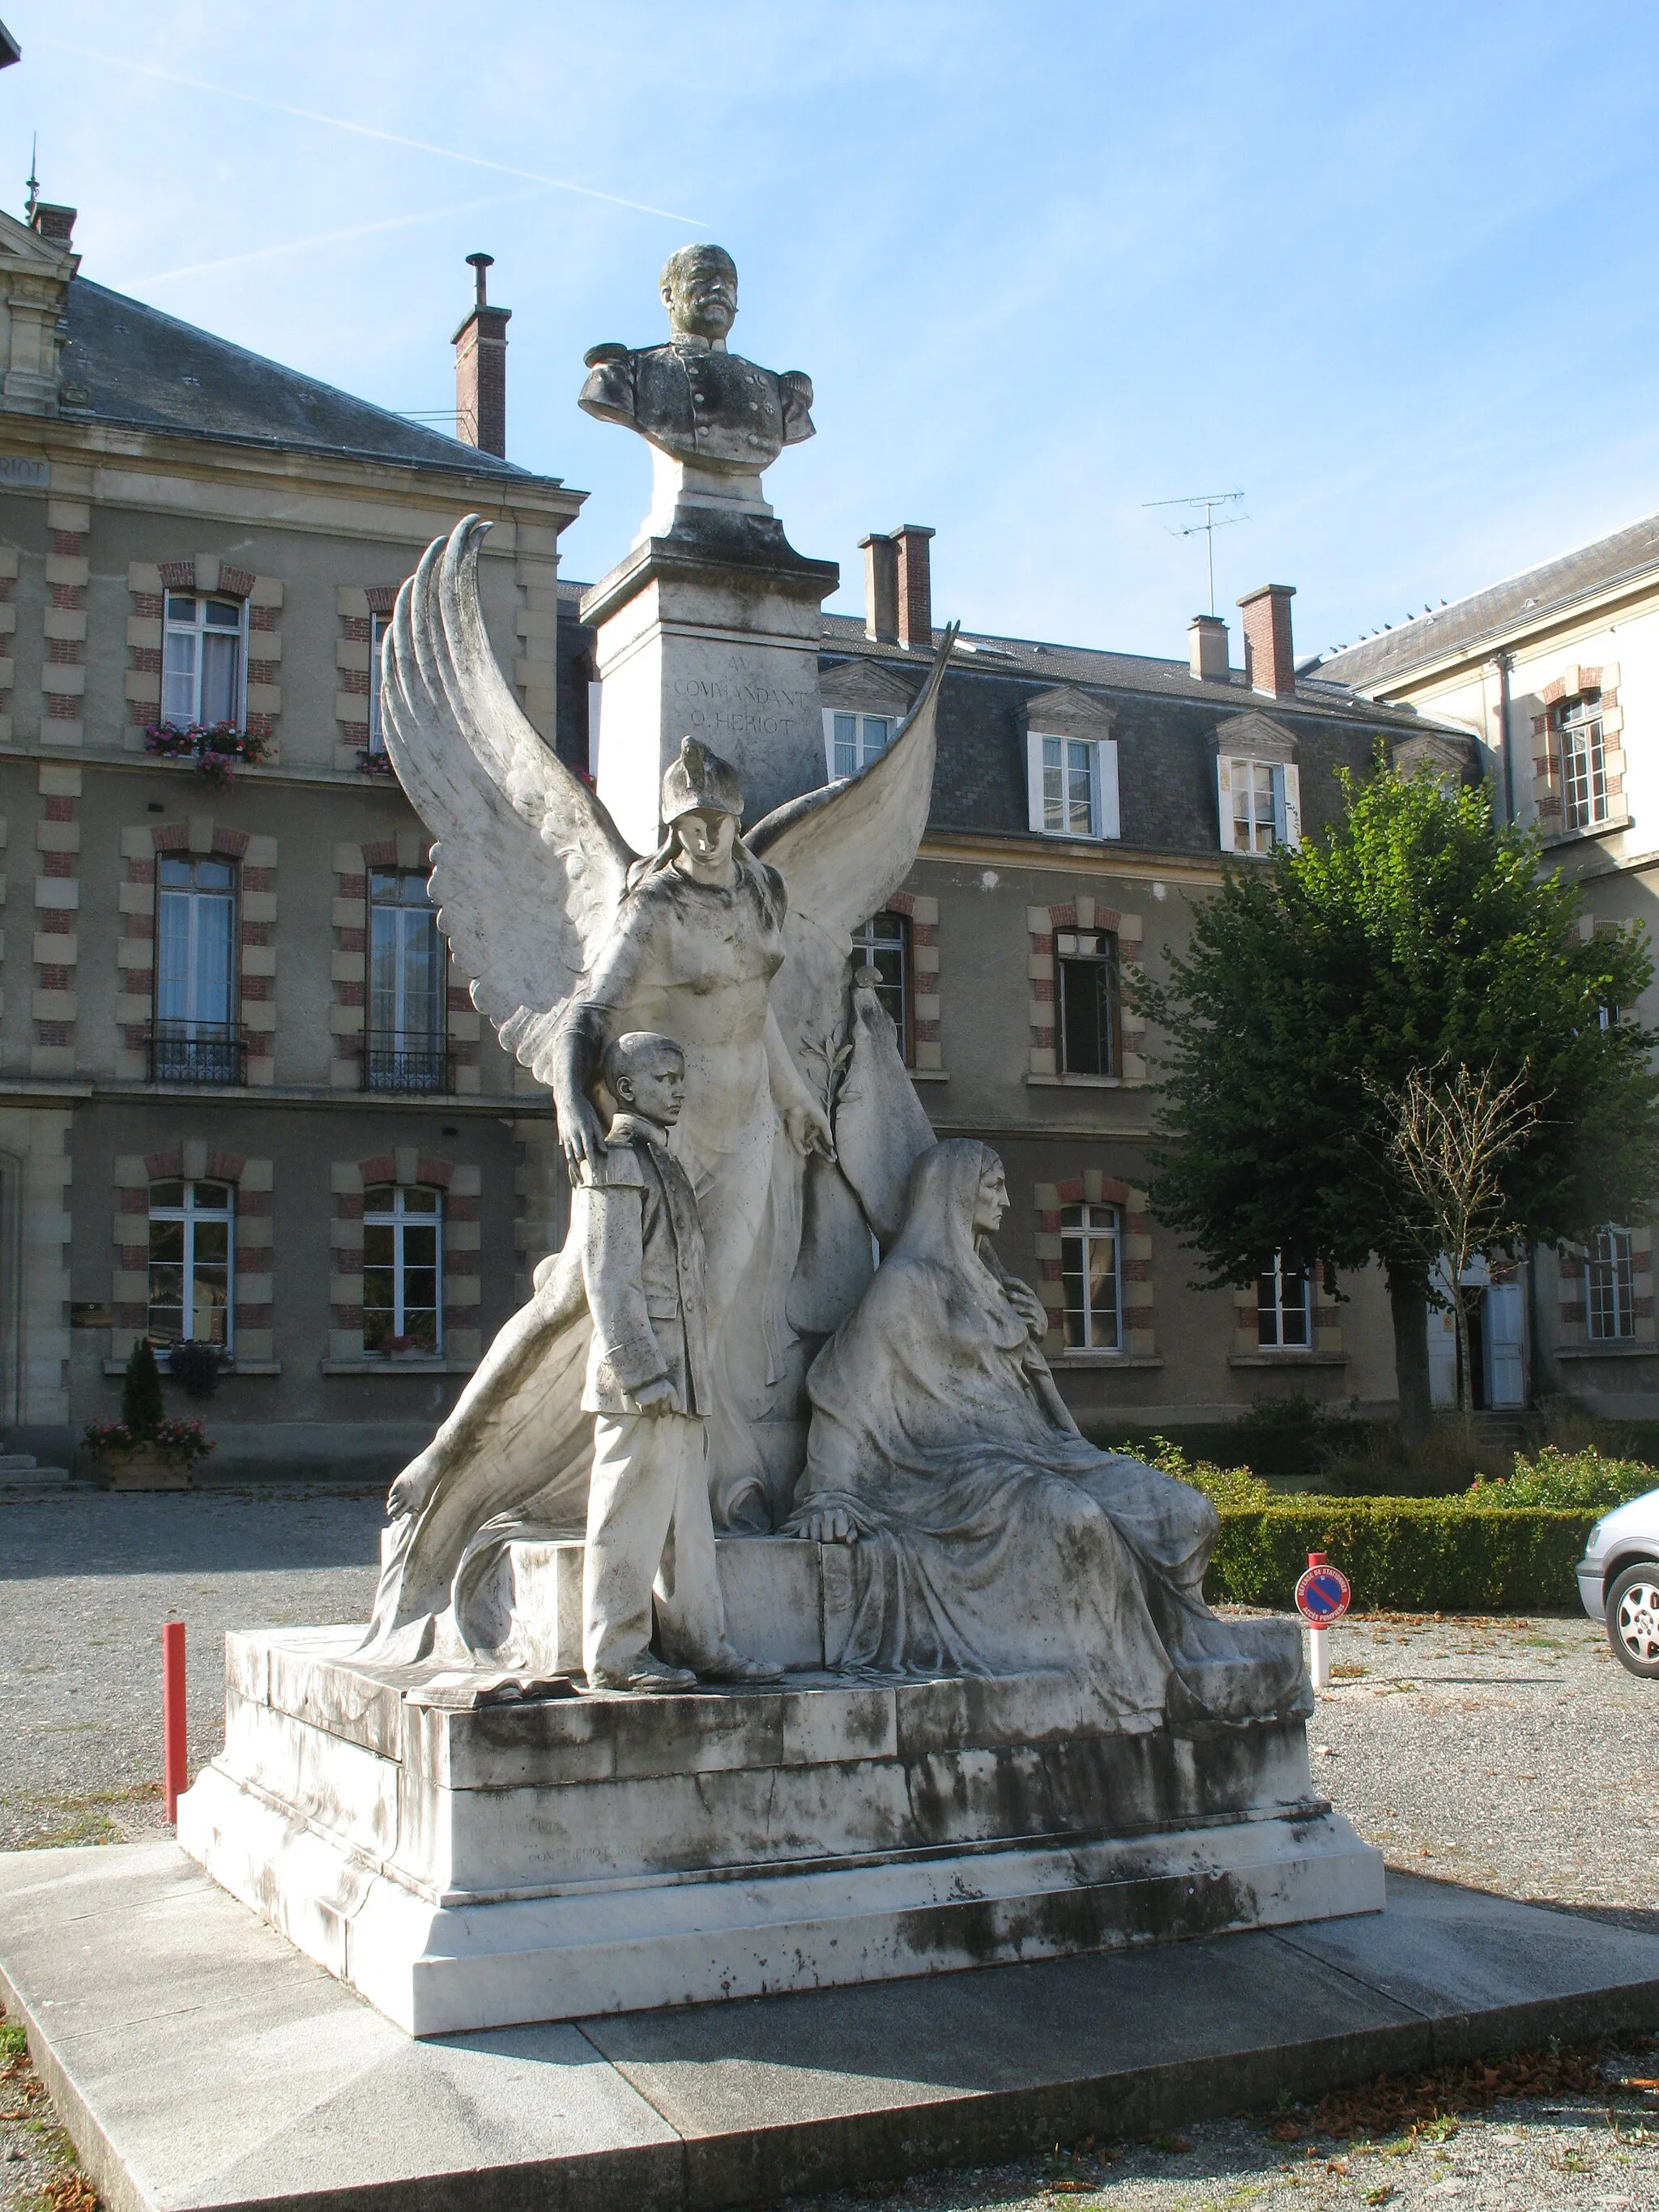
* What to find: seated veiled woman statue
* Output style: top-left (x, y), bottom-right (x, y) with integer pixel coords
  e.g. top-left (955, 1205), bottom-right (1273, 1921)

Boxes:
top-left (787, 1140), bottom-right (1310, 1733)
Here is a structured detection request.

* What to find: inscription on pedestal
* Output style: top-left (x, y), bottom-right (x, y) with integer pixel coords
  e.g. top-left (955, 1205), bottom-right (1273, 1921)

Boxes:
top-left (673, 654), bottom-right (816, 748)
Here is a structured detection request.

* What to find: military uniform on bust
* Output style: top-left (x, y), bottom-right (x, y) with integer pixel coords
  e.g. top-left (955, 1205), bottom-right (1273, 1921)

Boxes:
top-left (578, 241), bottom-right (813, 480)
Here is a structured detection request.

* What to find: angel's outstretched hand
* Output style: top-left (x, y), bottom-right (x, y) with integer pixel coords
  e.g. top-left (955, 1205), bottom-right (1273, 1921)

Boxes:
top-left (559, 1095), bottom-right (608, 1187)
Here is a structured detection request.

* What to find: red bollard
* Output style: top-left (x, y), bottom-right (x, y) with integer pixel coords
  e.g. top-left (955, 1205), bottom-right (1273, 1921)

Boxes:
top-left (163, 1619), bottom-right (186, 1822)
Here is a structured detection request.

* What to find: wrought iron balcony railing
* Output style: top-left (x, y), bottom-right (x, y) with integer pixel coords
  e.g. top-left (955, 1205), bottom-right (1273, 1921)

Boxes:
top-left (364, 1037), bottom-right (452, 1093)
top-left (148, 1025), bottom-right (248, 1085)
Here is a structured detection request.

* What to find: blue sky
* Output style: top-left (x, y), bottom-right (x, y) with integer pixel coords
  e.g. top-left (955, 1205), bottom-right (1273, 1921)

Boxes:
top-left (15, 2), bottom-right (1659, 663)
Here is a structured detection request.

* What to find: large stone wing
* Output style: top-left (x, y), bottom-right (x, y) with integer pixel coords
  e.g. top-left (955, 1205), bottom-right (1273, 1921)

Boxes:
top-left (746, 622), bottom-right (957, 940)
top-left (382, 516), bottom-right (637, 1061)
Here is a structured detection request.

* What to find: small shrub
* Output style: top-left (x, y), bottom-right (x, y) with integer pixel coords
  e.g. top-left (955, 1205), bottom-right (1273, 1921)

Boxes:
top-left (119, 1339), bottom-right (164, 1439)
top-left (1110, 1433), bottom-right (1271, 1511)
top-left (1482, 1443), bottom-right (1656, 1511)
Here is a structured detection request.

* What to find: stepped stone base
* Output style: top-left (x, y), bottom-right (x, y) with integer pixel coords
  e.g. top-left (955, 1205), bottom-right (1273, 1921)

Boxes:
top-left (178, 1600), bottom-right (1383, 2037)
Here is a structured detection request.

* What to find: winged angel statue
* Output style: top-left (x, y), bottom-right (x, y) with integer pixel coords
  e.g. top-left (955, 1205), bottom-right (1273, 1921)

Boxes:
top-left (363, 516), bottom-right (955, 1660)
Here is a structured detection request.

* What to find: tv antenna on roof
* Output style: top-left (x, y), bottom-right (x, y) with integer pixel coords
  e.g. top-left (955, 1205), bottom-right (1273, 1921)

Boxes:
top-left (23, 134), bottom-right (37, 221)
top-left (1143, 490), bottom-right (1247, 617)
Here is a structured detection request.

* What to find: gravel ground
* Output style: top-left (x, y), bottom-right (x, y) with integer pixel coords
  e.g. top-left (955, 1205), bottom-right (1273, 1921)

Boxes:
top-left (0, 1482), bottom-right (386, 1848)
top-left (3, 1486), bottom-right (1657, 2212)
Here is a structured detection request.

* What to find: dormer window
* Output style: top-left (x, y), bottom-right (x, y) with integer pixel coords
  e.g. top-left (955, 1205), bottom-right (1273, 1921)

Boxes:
top-left (1218, 756), bottom-right (1300, 854)
top-left (1026, 731), bottom-right (1121, 841)
top-left (826, 711), bottom-right (893, 778)
top-left (162, 593), bottom-right (245, 727)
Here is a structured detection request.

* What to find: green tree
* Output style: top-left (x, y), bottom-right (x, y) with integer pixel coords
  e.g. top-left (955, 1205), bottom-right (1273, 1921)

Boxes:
top-left (1144, 756), bottom-right (1659, 1437)
top-left (121, 1337), bottom-right (165, 1439)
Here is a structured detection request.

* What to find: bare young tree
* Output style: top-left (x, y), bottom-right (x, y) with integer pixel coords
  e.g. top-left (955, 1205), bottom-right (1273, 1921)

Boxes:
top-left (1383, 1063), bottom-right (1541, 1419)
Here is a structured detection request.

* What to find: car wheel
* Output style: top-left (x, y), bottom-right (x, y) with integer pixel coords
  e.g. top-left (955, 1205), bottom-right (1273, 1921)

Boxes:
top-left (1605, 1563), bottom-right (1659, 1679)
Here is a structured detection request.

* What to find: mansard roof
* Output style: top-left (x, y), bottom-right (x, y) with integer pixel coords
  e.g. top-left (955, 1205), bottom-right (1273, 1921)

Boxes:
top-left (1316, 507), bottom-right (1659, 693)
top-left (58, 276), bottom-right (540, 481)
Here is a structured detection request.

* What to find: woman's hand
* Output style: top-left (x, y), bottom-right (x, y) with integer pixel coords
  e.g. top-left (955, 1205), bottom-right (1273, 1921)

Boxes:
top-left (795, 1507), bottom-right (858, 1544)
top-left (557, 1093), bottom-right (608, 1187)
top-left (783, 1095), bottom-right (836, 1160)
top-left (1003, 1276), bottom-right (1048, 1338)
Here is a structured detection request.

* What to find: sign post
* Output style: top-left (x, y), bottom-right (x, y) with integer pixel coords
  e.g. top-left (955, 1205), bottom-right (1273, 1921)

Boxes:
top-left (163, 1619), bottom-right (186, 1822)
top-left (1294, 1550), bottom-right (1351, 1690)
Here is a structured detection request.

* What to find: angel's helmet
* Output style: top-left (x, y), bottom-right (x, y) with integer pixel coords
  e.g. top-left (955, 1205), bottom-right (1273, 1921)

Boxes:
top-left (661, 736), bottom-right (742, 825)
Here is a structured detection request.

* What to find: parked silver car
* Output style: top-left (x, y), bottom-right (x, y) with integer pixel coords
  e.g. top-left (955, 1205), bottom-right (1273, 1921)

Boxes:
top-left (1577, 1486), bottom-right (1659, 1678)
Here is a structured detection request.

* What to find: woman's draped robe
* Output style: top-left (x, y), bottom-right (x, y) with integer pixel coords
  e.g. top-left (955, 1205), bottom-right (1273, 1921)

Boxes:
top-left (787, 1143), bottom-right (1309, 1733)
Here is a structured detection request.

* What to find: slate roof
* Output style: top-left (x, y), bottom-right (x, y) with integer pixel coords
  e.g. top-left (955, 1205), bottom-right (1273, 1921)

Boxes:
top-left (554, 594), bottom-right (1464, 859)
top-left (1315, 509), bottom-right (1659, 693)
top-left (58, 277), bottom-right (541, 480)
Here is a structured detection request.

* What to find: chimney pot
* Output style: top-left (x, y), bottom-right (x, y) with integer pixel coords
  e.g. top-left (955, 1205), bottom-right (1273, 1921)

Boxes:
top-left (29, 201), bottom-right (75, 247)
top-left (893, 523), bottom-right (935, 653)
top-left (453, 252), bottom-right (511, 459)
top-left (1188, 614), bottom-right (1229, 683)
top-left (1236, 583), bottom-right (1297, 699)
top-left (859, 533), bottom-right (898, 644)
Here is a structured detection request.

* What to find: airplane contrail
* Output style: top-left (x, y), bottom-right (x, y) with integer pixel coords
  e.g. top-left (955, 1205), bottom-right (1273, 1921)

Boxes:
top-left (130, 185), bottom-right (552, 286)
top-left (42, 39), bottom-right (706, 228)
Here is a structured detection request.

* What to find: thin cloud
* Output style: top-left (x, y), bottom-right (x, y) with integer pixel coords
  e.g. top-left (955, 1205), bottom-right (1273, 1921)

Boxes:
top-left (43, 39), bottom-right (706, 228)
top-left (129, 186), bottom-right (553, 286)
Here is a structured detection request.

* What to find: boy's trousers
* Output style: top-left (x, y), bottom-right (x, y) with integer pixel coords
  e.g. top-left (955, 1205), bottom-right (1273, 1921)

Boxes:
top-left (583, 1409), bottom-right (726, 1681)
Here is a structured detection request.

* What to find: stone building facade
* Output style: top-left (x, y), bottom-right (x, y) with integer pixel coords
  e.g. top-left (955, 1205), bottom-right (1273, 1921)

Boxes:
top-left (0, 202), bottom-right (579, 1473)
top-left (1318, 519), bottom-right (1659, 1416)
top-left (0, 197), bottom-right (1465, 1473)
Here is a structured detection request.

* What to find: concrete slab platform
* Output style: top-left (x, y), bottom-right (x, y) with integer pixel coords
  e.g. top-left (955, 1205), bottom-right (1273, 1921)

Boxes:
top-left (4, 1843), bottom-right (1659, 2212)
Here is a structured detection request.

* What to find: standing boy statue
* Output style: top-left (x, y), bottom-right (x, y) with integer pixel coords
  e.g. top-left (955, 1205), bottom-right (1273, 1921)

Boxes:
top-left (579, 1029), bottom-right (783, 1693)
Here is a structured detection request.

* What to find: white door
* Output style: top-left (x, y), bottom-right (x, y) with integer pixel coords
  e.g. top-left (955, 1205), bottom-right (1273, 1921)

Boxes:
top-left (1427, 1302), bottom-right (1458, 1409)
top-left (1483, 1281), bottom-right (1526, 1409)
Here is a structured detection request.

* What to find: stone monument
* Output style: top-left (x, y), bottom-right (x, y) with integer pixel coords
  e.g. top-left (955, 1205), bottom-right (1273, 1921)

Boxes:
top-left (578, 244), bottom-right (839, 854)
top-left (175, 256), bottom-right (1383, 2037)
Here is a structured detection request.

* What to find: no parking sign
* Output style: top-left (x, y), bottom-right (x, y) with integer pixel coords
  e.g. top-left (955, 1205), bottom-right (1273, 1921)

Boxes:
top-left (1295, 1559), bottom-right (1352, 1623)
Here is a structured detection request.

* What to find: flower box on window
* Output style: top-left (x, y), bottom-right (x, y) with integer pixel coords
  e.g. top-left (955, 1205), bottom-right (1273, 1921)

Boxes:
top-left (145, 723), bottom-right (269, 786)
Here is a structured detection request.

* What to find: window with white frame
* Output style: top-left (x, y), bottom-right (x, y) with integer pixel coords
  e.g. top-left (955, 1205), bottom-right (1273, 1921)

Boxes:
top-left (154, 855), bottom-right (240, 1081)
top-left (1554, 690), bottom-right (1607, 831)
top-left (161, 592), bottom-right (245, 728)
top-left (1056, 931), bottom-right (1118, 1076)
top-left (1587, 1225), bottom-right (1635, 1340)
top-left (1027, 732), bottom-right (1120, 840)
top-left (147, 1178), bottom-right (234, 1353)
top-left (367, 612), bottom-right (391, 755)
top-left (368, 869), bottom-right (446, 1090)
top-left (1060, 1201), bottom-right (1122, 1350)
top-left (851, 912), bottom-right (910, 1062)
top-left (1257, 1253), bottom-right (1311, 1348)
top-left (825, 710), bottom-right (894, 779)
top-left (362, 1183), bottom-right (442, 1354)
top-left (1218, 756), bottom-right (1300, 855)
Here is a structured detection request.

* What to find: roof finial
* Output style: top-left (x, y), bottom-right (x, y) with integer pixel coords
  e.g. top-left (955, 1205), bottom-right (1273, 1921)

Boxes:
top-left (466, 250), bottom-right (493, 310)
top-left (23, 133), bottom-right (38, 221)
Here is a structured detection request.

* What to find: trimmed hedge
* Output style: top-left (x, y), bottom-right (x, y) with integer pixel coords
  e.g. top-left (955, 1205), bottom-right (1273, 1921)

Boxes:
top-left (1207, 1501), bottom-right (1598, 1614)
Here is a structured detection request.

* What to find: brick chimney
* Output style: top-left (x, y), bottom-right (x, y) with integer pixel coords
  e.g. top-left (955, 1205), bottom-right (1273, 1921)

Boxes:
top-left (1188, 614), bottom-right (1229, 683)
top-left (893, 524), bottom-right (934, 652)
top-left (1237, 583), bottom-right (1296, 699)
top-left (29, 202), bottom-right (75, 247)
top-left (454, 251), bottom-right (510, 458)
top-left (859, 533), bottom-right (898, 643)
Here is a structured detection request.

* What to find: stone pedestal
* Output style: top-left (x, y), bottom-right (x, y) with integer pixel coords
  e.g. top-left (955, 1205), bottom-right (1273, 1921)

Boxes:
top-left (582, 514), bottom-right (839, 855)
top-left (177, 1541), bottom-right (1384, 2039)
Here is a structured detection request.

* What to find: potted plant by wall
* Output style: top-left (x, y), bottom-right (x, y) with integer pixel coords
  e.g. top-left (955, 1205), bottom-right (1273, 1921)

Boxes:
top-left (83, 1340), bottom-right (215, 1491)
